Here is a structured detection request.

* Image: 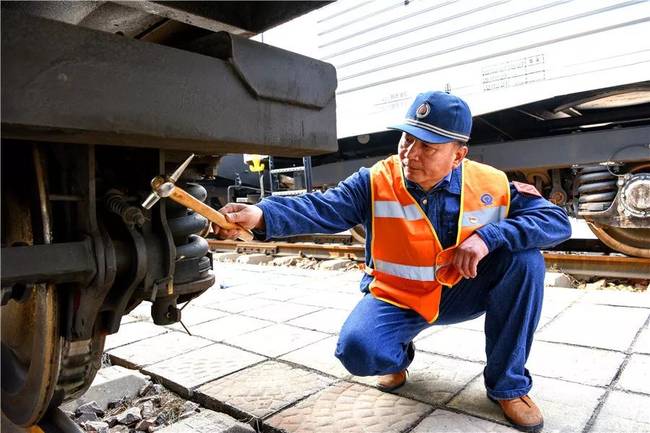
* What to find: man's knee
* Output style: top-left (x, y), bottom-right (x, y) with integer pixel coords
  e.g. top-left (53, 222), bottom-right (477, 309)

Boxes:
top-left (489, 248), bottom-right (545, 275)
top-left (335, 331), bottom-right (396, 376)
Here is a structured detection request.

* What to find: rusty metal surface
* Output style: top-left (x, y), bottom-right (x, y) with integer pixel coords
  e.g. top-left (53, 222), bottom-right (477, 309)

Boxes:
top-left (209, 239), bottom-right (365, 261)
top-left (209, 239), bottom-right (650, 279)
top-left (543, 252), bottom-right (650, 279)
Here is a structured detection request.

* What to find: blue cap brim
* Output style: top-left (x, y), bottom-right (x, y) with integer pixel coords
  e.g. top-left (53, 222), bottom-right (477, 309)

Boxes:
top-left (388, 124), bottom-right (457, 144)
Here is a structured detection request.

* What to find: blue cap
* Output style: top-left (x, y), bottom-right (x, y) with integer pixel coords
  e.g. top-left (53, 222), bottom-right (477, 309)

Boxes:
top-left (389, 91), bottom-right (472, 144)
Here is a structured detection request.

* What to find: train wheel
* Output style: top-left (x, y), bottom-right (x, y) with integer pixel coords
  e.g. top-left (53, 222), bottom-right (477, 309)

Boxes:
top-left (1, 146), bottom-right (105, 426)
top-left (1, 146), bottom-right (62, 426)
top-left (1, 283), bottom-right (62, 426)
top-left (587, 223), bottom-right (650, 258)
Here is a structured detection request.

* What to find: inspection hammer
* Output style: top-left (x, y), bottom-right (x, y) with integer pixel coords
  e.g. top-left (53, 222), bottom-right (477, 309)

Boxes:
top-left (142, 154), bottom-right (254, 242)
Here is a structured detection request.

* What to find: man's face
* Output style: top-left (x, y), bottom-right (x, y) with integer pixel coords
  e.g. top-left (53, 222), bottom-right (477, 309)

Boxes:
top-left (398, 133), bottom-right (467, 190)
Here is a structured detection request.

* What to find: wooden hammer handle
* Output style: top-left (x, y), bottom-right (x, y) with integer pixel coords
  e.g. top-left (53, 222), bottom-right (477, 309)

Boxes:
top-left (168, 187), bottom-right (254, 242)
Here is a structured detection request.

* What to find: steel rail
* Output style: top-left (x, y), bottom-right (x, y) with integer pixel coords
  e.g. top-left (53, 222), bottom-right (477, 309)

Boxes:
top-left (542, 252), bottom-right (650, 279)
top-left (208, 239), bottom-right (650, 279)
top-left (208, 239), bottom-right (365, 261)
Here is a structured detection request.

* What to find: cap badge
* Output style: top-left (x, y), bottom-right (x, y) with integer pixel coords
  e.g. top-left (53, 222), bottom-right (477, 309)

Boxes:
top-left (415, 103), bottom-right (430, 119)
top-left (480, 193), bottom-right (493, 205)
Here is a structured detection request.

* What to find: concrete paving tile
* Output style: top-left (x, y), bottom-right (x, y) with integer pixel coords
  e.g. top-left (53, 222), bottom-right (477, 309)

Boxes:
top-left (213, 266), bottom-right (263, 287)
top-left (536, 303), bottom-right (649, 351)
top-left (633, 325), bottom-right (650, 354)
top-left (209, 296), bottom-right (275, 313)
top-left (126, 301), bottom-right (153, 321)
top-left (590, 391), bottom-right (650, 433)
top-left (223, 323), bottom-right (329, 357)
top-left (120, 315), bottom-right (139, 325)
top-left (353, 352), bottom-right (483, 405)
top-left (244, 301), bottom-right (321, 323)
top-left (219, 280), bottom-right (267, 293)
top-left (543, 286), bottom-right (585, 305)
top-left (104, 321), bottom-right (169, 350)
top-left (189, 315), bottom-right (273, 342)
top-left (156, 408), bottom-right (254, 433)
top-left (448, 375), bottom-right (604, 433)
top-left (224, 274), bottom-right (292, 288)
top-left (190, 287), bottom-right (244, 306)
top-left (416, 327), bottom-right (486, 362)
top-left (62, 365), bottom-right (148, 411)
top-left (616, 353), bottom-right (650, 394)
top-left (287, 308), bottom-right (350, 334)
top-left (165, 306), bottom-right (228, 331)
top-left (527, 341), bottom-right (625, 386)
top-left (253, 286), bottom-right (313, 301)
top-left (304, 278), bottom-right (364, 294)
top-left (281, 336), bottom-right (351, 379)
top-left (538, 296), bottom-right (580, 329)
top-left (266, 381), bottom-right (431, 433)
top-left (143, 343), bottom-right (266, 394)
top-left (107, 332), bottom-right (212, 368)
top-left (413, 325), bottom-right (445, 342)
top-left (263, 267), bottom-right (343, 280)
top-left (411, 409), bottom-right (518, 433)
top-left (581, 289), bottom-right (650, 308)
top-left (449, 315), bottom-right (485, 332)
top-left (291, 292), bottom-right (363, 311)
top-left (196, 361), bottom-right (334, 418)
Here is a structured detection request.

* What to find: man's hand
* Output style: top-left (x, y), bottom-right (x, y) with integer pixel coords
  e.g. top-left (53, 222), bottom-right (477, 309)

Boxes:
top-left (452, 233), bottom-right (489, 279)
top-left (213, 203), bottom-right (264, 239)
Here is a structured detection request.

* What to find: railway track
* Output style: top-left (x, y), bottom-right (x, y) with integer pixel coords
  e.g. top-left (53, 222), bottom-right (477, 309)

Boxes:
top-left (208, 239), bottom-right (650, 279)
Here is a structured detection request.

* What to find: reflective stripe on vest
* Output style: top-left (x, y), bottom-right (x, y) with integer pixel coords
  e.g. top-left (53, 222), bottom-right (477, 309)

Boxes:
top-left (374, 201), bottom-right (424, 221)
top-left (368, 155), bottom-right (510, 323)
top-left (374, 259), bottom-right (435, 281)
top-left (461, 206), bottom-right (508, 227)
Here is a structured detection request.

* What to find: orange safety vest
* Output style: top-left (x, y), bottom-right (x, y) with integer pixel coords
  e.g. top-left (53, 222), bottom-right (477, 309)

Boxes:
top-left (366, 155), bottom-right (510, 323)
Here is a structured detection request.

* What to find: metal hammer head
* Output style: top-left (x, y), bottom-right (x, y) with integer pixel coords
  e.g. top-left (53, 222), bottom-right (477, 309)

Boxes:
top-left (141, 154), bottom-right (195, 209)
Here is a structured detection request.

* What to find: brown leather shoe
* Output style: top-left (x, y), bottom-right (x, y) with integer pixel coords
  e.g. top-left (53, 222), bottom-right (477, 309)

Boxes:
top-left (376, 370), bottom-right (408, 392)
top-left (490, 395), bottom-right (544, 432)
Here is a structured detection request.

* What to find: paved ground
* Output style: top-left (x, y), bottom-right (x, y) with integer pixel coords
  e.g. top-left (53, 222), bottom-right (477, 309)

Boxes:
top-left (107, 262), bottom-right (650, 433)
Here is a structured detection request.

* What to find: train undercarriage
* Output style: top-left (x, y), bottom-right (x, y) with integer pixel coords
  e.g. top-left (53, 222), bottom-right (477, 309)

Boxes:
top-left (1, 2), bottom-right (336, 426)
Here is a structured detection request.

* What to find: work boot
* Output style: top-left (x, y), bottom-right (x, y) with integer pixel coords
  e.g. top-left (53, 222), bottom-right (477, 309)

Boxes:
top-left (489, 394), bottom-right (544, 432)
top-left (376, 370), bottom-right (408, 392)
top-left (376, 342), bottom-right (414, 392)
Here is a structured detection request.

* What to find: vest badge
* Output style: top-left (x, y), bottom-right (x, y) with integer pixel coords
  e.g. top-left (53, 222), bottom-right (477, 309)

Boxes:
top-left (480, 193), bottom-right (493, 205)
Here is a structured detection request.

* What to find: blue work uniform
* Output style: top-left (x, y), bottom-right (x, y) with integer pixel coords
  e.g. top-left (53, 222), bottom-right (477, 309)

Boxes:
top-left (256, 163), bottom-right (571, 400)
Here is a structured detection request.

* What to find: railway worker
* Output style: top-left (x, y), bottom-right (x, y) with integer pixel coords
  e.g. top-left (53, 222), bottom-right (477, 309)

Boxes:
top-left (213, 91), bottom-right (572, 433)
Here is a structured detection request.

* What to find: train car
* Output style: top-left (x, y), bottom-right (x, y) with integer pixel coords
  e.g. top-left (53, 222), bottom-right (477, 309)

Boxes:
top-left (248, 0), bottom-right (650, 257)
top-left (1, 1), bottom-right (336, 426)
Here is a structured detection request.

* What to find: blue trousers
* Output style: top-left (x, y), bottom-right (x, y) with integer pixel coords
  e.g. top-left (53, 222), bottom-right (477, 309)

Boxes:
top-left (335, 247), bottom-right (545, 400)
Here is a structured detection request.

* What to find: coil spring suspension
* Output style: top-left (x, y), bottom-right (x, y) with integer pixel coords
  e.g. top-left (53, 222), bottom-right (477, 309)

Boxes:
top-left (166, 183), bottom-right (211, 284)
top-left (576, 165), bottom-right (619, 214)
top-left (105, 189), bottom-right (146, 227)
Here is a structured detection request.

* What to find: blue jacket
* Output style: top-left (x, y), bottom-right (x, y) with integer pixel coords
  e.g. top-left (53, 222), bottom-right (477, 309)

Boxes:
top-left (256, 163), bottom-right (572, 292)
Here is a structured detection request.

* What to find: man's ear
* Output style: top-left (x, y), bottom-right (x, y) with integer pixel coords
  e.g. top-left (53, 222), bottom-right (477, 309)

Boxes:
top-left (453, 143), bottom-right (469, 167)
